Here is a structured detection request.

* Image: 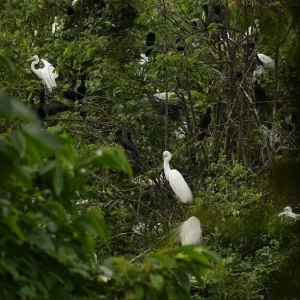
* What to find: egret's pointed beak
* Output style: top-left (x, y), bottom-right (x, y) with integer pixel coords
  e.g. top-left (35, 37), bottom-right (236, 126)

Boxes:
top-left (26, 57), bottom-right (35, 62)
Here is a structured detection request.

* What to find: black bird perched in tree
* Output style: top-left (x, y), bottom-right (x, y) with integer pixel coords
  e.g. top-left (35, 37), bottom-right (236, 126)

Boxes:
top-left (254, 80), bottom-right (268, 108)
top-left (63, 77), bottom-right (87, 118)
top-left (76, 78), bottom-right (87, 101)
top-left (29, 89), bottom-right (70, 122)
top-left (145, 32), bottom-right (156, 57)
top-left (63, 79), bottom-right (77, 101)
top-left (198, 107), bottom-right (212, 141)
top-left (66, 6), bottom-right (75, 16)
top-left (63, 78), bottom-right (87, 102)
top-left (213, 4), bottom-right (222, 14)
top-left (115, 130), bottom-right (143, 169)
top-left (243, 41), bottom-right (255, 59)
top-left (76, 77), bottom-right (87, 119)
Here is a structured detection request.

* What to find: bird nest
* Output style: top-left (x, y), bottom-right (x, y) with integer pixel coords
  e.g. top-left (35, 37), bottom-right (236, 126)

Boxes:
top-left (148, 96), bottom-right (183, 120)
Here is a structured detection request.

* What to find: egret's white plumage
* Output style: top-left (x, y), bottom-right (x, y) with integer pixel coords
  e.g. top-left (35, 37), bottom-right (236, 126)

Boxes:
top-left (52, 16), bottom-right (64, 36)
top-left (174, 122), bottom-right (187, 139)
top-left (257, 53), bottom-right (275, 70)
top-left (245, 19), bottom-right (260, 39)
top-left (180, 216), bottom-right (202, 246)
top-left (27, 55), bottom-right (58, 92)
top-left (154, 92), bottom-right (177, 101)
top-left (140, 53), bottom-right (149, 65)
top-left (253, 53), bottom-right (275, 78)
top-left (278, 206), bottom-right (300, 219)
top-left (163, 151), bottom-right (193, 203)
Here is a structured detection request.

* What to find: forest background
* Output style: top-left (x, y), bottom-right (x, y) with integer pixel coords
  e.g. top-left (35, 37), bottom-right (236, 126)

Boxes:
top-left (0, 0), bottom-right (300, 299)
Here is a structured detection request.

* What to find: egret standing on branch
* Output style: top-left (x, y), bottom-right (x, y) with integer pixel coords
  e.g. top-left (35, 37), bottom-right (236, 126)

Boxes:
top-left (278, 206), bottom-right (300, 219)
top-left (253, 53), bottom-right (275, 78)
top-left (198, 107), bottom-right (212, 141)
top-left (27, 55), bottom-right (58, 92)
top-left (163, 151), bottom-right (193, 203)
top-left (180, 216), bottom-right (202, 245)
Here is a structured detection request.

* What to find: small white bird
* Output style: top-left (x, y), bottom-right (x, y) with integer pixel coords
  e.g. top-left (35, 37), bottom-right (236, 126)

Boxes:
top-left (27, 55), bottom-right (59, 92)
top-left (163, 151), bottom-right (193, 203)
top-left (154, 92), bottom-right (177, 101)
top-left (174, 122), bottom-right (187, 139)
top-left (180, 216), bottom-right (202, 246)
top-left (52, 16), bottom-right (64, 36)
top-left (253, 53), bottom-right (275, 78)
top-left (139, 53), bottom-right (149, 65)
top-left (72, 0), bottom-right (79, 7)
top-left (278, 206), bottom-right (300, 219)
top-left (245, 19), bottom-right (260, 40)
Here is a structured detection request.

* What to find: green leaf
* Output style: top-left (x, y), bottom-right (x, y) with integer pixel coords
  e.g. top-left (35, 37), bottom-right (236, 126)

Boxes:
top-left (87, 146), bottom-right (133, 176)
top-left (52, 164), bottom-right (63, 196)
top-left (6, 215), bottom-right (25, 242)
top-left (0, 93), bottom-right (38, 123)
top-left (149, 274), bottom-right (164, 292)
top-left (88, 207), bottom-right (107, 243)
top-left (134, 284), bottom-right (144, 300)
top-left (0, 54), bottom-right (15, 73)
top-left (22, 125), bottom-right (61, 152)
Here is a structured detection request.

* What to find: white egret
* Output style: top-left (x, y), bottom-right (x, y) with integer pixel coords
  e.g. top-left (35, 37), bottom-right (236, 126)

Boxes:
top-left (245, 19), bottom-right (260, 40)
top-left (72, 0), bottom-right (79, 7)
top-left (52, 16), bottom-right (64, 36)
top-left (163, 151), bottom-right (193, 203)
top-left (27, 55), bottom-right (59, 92)
top-left (139, 53), bottom-right (149, 65)
top-left (253, 53), bottom-right (275, 78)
top-left (154, 91), bottom-right (178, 102)
top-left (278, 206), bottom-right (300, 219)
top-left (180, 216), bottom-right (202, 246)
top-left (174, 122), bottom-right (187, 139)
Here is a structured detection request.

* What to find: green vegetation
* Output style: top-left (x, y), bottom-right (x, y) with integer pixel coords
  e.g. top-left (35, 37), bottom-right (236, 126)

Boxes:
top-left (0, 0), bottom-right (300, 299)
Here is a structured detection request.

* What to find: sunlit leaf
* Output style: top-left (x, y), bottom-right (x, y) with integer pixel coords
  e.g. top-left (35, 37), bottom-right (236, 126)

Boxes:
top-left (87, 146), bottom-right (133, 176)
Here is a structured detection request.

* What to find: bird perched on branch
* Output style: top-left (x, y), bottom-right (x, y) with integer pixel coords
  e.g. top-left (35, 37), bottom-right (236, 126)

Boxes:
top-left (116, 130), bottom-right (142, 169)
top-left (180, 216), bottom-right (202, 245)
top-left (149, 92), bottom-right (183, 120)
top-left (63, 76), bottom-right (87, 118)
top-left (253, 53), bottom-right (275, 78)
top-left (145, 32), bottom-right (155, 57)
top-left (244, 19), bottom-right (260, 42)
top-left (27, 55), bottom-right (58, 92)
top-left (198, 107), bottom-right (212, 141)
top-left (29, 89), bottom-right (70, 122)
top-left (278, 206), bottom-right (300, 219)
top-left (254, 80), bottom-right (269, 109)
top-left (163, 151), bottom-right (193, 203)
top-left (52, 16), bottom-right (64, 36)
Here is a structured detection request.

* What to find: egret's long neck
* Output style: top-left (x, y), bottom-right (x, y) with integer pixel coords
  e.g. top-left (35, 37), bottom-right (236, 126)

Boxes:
top-left (31, 58), bottom-right (39, 73)
top-left (163, 157), bottom-right (171, 181)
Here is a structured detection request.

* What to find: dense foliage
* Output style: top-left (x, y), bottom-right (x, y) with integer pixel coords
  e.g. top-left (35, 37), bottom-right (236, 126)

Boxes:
top-left (1, 0), bottom-right (300, 299)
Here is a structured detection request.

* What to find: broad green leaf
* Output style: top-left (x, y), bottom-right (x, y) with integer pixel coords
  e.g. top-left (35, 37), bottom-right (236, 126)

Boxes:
top-left (74, 215), bottom-right (106, 243)
top-left (6, 215), bottom-right (25, 242)
top-left (52, 164), bottom-right (63, 196)
top-left (0, 54), bottom-right (15, 73)
top-left (22, 125), bottom-right (61, 152)
top-left (87, 146), bottom-right (133, 176)
top-left (88, 207), bottom-right (107, 243)
top-left (133, 284), bottom-right (144, 300)
top-left (149, 274), bottom-right (164, 292)
top-left (0, 93), bottom-right (38, 123)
